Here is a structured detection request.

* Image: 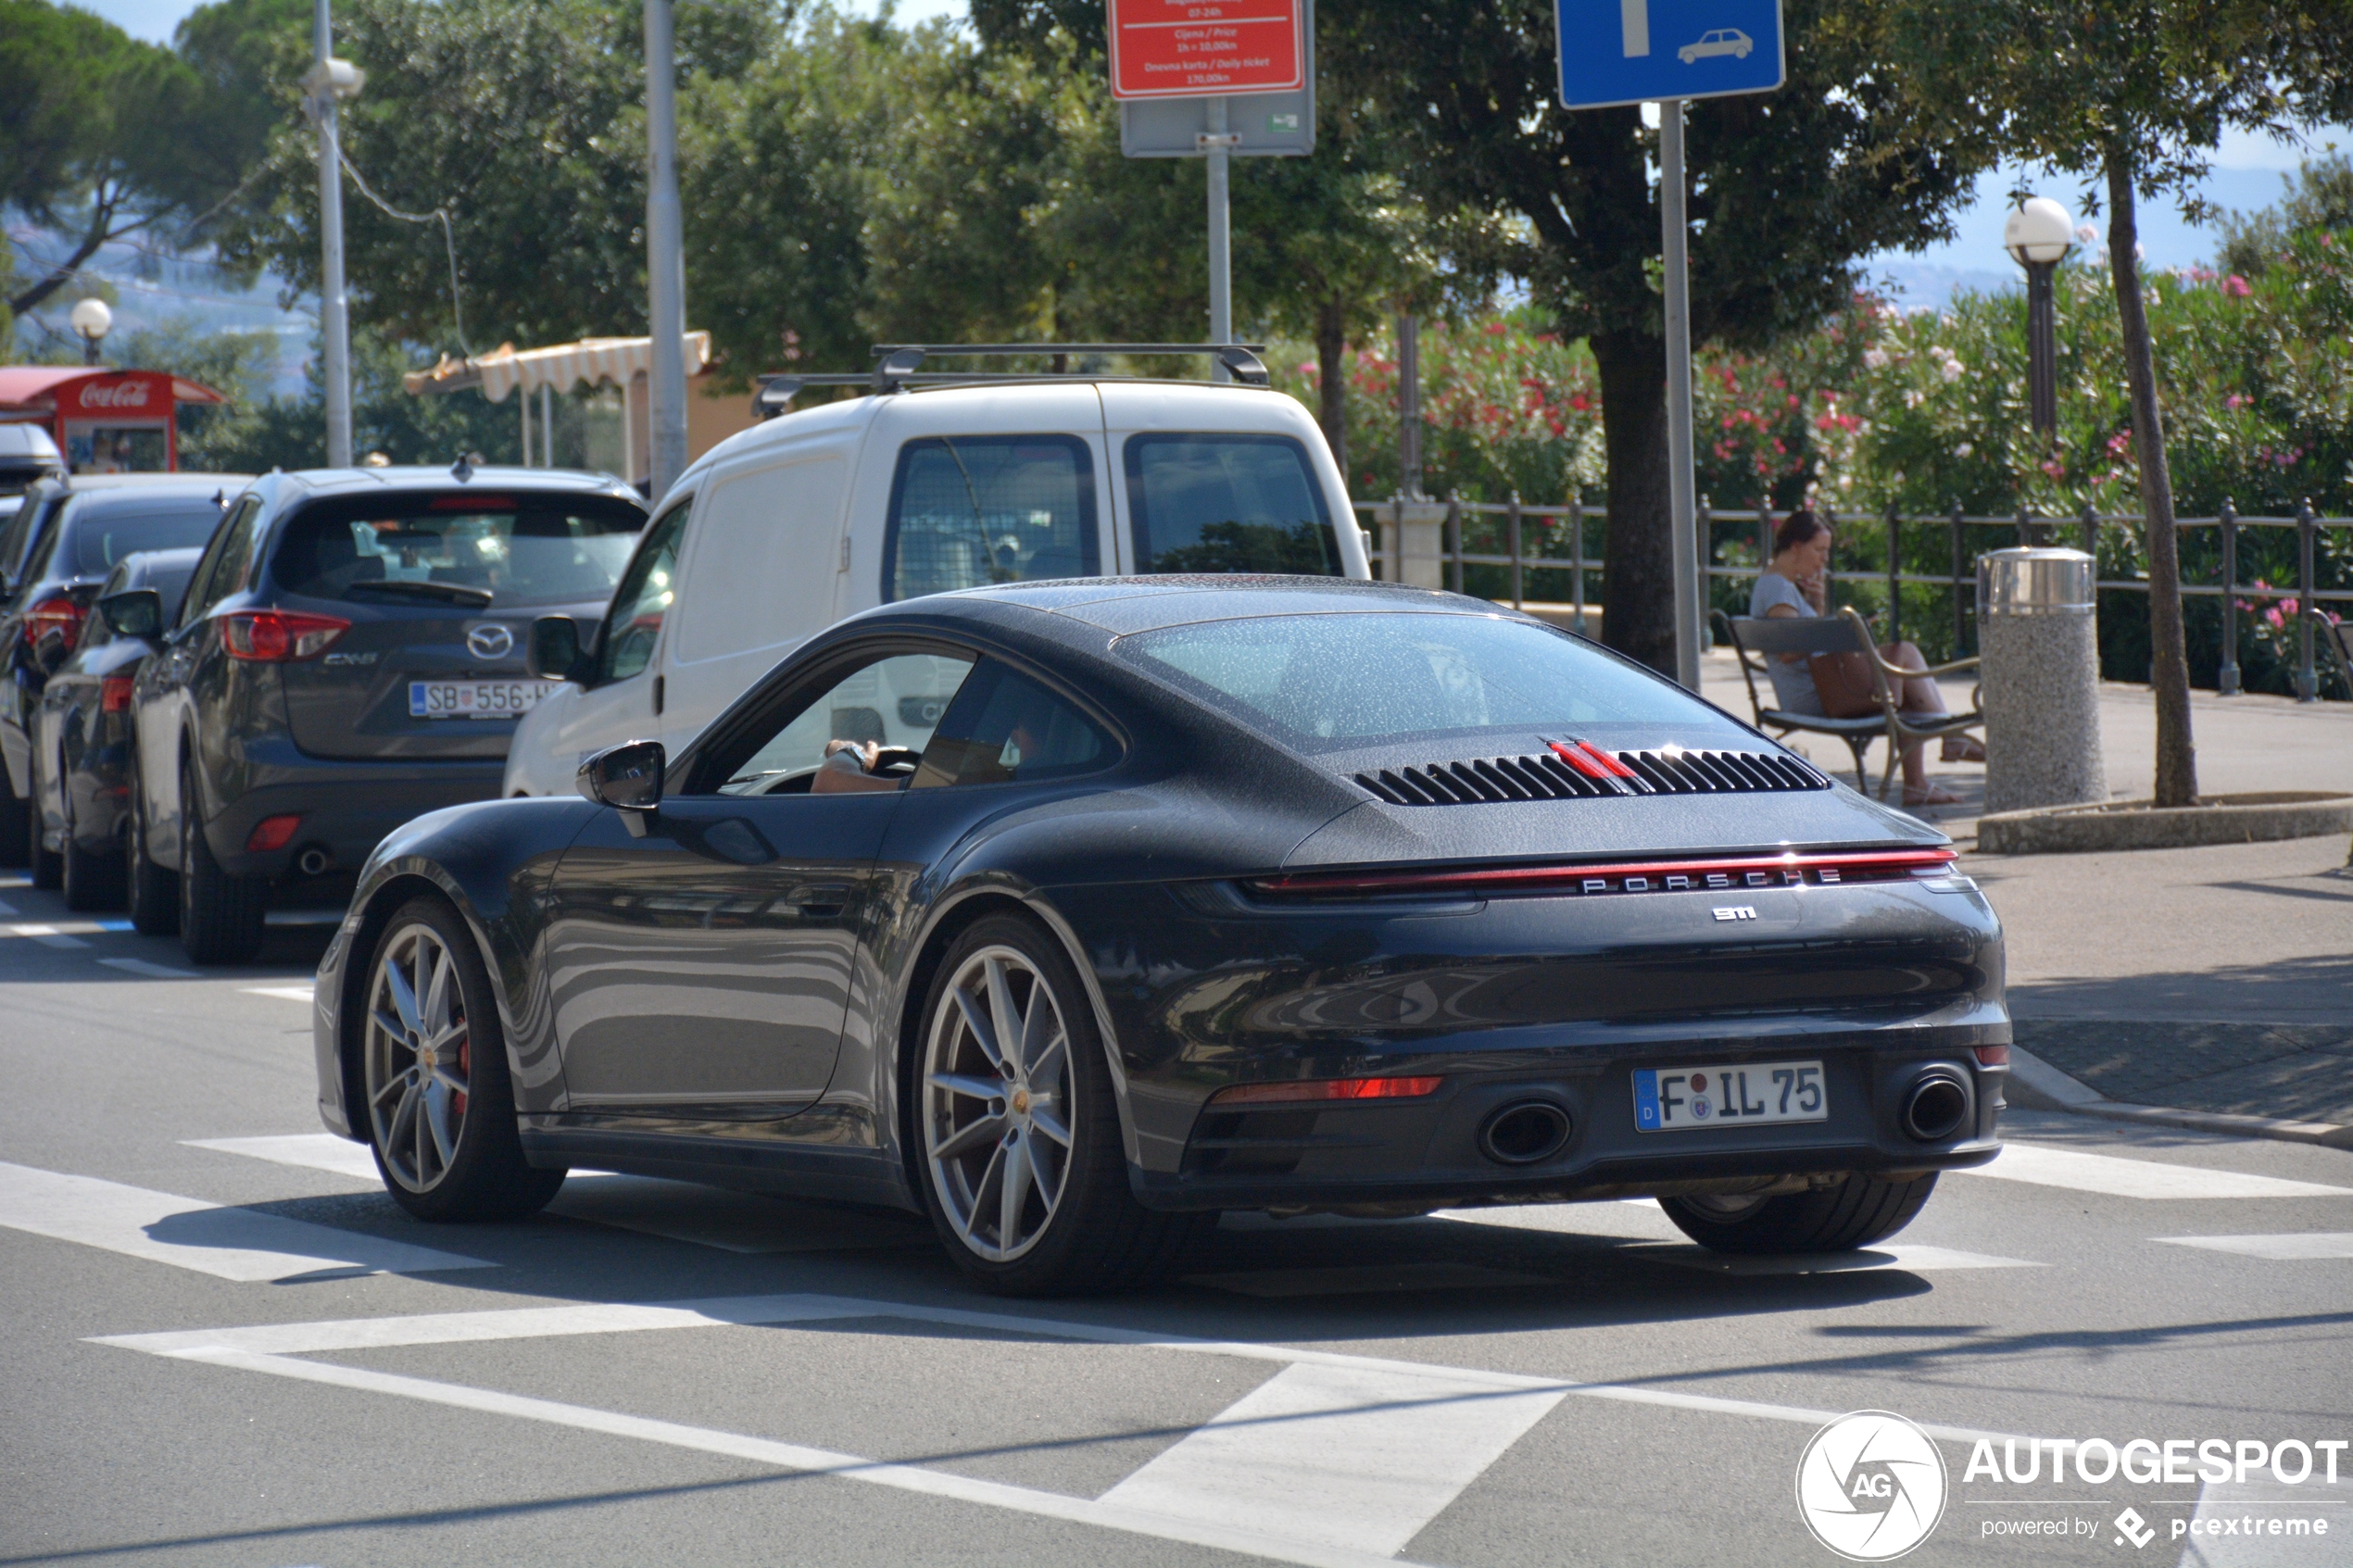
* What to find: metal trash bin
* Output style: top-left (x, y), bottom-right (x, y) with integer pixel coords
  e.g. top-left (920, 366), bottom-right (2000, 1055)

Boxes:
top-left (1977, 546), bottom-right (2105, 813)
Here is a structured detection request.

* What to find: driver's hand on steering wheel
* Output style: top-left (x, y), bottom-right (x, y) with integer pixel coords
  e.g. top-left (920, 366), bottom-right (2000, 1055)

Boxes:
top-left (812, 739), bottom-right (897, 794)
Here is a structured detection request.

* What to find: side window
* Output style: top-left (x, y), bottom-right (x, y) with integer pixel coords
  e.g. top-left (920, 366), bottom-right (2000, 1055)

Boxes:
top-left (180, 497), bottom-right (260, 626)
top-left (1125, 433), bottom-right (1337, 575)
top-left (881, 436), bottom-right (1098, 602)
top-left (701, 649), bottom-right (977, 797)
top-left (596, 497), bottom-right (690, 684)
top-left (912, 660), bottom-right (1114, 789)
top-left (673, 456), bottom-right (846, 666)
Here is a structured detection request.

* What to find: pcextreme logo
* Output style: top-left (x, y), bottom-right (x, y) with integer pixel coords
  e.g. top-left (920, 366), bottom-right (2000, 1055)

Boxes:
top-left (1796, 1411), bottom-right (1950, 1562)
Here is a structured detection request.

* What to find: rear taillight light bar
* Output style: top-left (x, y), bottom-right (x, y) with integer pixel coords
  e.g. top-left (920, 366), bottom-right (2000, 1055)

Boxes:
top-left (1206, 1075), bottom-right (1445, 1108)
top-left (220, 610), bottom-right (350, 662)
top-left (1249, 848), bottom-right (1959, 899)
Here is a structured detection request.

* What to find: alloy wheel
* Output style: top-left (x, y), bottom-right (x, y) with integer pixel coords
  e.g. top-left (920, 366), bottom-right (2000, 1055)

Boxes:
top-left (922, 945), bottom-right (1075, 1262)
top-left (364, 921), bottom-right (472, 1192)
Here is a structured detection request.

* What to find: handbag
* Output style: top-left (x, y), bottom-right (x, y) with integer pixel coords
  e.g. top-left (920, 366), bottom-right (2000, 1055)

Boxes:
top-left (1806, 650), bottom-right (1883, 719)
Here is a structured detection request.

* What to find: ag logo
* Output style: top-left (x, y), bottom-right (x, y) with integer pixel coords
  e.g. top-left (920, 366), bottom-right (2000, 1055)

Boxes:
top-left (1795, 1411), bottom-right (1947, 1561)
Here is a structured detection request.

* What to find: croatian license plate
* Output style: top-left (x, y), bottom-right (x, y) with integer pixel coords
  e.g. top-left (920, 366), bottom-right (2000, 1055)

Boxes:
top-left (409, 680), bottom-right (562, 720)
top-left (1634, 1060), bottom-right (1826, 1132)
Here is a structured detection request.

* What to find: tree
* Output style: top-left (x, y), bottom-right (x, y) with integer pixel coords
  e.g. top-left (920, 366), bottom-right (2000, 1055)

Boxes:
top-left (1265, 0), bottom-right (1981, 672)
top-left (2218, 152), bottom-right (2353, 278)
top-left (1886, 0), bottom-right (2353, 806)
top-left (0, 0), bottom-right (263, 318)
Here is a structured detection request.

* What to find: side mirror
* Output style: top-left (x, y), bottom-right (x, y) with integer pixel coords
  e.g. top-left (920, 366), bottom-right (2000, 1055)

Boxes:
top-left (577, 739), bottom-right (663, 834)
top-left (526, 614), bottom-right (587, 682)
top-left (32, 627), bottom-right (69, 675)
top-left (98, 587), bottom-right (164, 641)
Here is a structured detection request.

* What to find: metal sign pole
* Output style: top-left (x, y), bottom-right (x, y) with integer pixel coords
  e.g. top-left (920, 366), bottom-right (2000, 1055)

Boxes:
top-left (1206, 98), bottom-right (1233, 382)
top-left (643, 0), bottom-right (689, 501)
top-left (311, 0), bottom-right (353, 470)
top-left (1659, 97), bottom-right (1700, 691)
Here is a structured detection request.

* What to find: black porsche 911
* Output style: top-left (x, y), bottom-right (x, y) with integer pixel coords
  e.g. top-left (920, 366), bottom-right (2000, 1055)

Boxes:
top-left (310, 578), bottom-right (2006, 1295)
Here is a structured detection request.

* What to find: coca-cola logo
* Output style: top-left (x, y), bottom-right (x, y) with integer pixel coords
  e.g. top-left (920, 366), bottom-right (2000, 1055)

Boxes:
top-left (77, 381), bottom-right (154, 411)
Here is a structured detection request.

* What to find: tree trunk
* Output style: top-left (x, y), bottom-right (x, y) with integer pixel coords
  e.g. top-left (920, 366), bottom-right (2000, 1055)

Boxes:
top-left (1590, 328), bottom-right (1676, 675)
top-left (7, 191), bottom-right (120, 318)
top-left (2105, 156), bottom-right (2197, 808)
top-left (1315, 298), bottom-right (1348, 482)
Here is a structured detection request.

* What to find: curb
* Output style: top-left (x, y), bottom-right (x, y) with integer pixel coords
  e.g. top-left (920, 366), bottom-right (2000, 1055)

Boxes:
top-left (1977, 792), bottom-right (2353, 855)
top-left (2007, 1047), bottom-right (2353, 1150)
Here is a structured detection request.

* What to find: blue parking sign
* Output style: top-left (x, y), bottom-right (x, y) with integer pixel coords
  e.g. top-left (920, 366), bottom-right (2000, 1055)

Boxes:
top-left (1557, 0), bottom-right (1783, 109)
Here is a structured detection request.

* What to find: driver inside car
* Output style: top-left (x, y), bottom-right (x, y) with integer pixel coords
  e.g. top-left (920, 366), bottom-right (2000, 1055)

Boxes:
top-left (811, 738), bottom-right (900, 794)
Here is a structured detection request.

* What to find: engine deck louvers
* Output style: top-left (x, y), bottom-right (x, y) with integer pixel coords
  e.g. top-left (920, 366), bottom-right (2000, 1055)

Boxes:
top-left (1355, 746), bottom-right (1831, 806)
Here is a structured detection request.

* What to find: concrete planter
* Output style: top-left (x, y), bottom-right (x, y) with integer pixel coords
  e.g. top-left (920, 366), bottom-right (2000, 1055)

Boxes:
top-left (1977, 791), bottom-right (2353, 855)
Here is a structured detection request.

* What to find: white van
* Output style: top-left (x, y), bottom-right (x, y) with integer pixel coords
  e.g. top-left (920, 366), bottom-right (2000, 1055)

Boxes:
top-left (501, 358), bottom-right (1372, 797)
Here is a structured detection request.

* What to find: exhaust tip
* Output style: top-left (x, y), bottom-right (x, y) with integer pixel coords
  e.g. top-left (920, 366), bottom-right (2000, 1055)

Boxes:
top-left (296, 847), bottom-right (333, 877)
top-left (1901, 1072), bottom-right (1970, 1142)
top-left (1478, 1100), bottom-right (1573, 1165)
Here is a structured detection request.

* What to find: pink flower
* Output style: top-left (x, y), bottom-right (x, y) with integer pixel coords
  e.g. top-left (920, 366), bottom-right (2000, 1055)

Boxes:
top-left (2223, 275), bottom-right (2251, 297)
top-left (1484, 321), bottom-right (1507, 336)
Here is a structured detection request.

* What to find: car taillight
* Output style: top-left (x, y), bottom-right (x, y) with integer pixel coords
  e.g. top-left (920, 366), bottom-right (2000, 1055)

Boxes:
top-left (101, 675), bottom-right (134, 713)
top-left (220, 610), bottom-right (349, 661)
top-left (1206, 1075), bottom-right (1445, 1108)
top-left (246, 814), bottom-right (303, 853)
top-left (25, 596), bottom-right (85, 654)
top-left (1973, 1044), bottom-right (2010, 1068)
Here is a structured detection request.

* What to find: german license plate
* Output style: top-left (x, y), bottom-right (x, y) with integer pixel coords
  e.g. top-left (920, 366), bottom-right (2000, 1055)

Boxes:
top-left (1634, 1060), bottom-right (1826, 1132)
top-left (409, 680), bottom-right (562, 720)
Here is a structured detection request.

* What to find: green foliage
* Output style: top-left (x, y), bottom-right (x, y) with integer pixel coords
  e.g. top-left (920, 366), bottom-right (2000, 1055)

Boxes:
top-left (2218, 154), bottom-right (2353, 279)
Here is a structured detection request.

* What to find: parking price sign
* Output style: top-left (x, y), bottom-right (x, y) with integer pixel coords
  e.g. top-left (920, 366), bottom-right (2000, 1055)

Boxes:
top-left (1108, 0), bottom-right (1304, 100)
top-left (1556, 0), bottom-right (1782, 109)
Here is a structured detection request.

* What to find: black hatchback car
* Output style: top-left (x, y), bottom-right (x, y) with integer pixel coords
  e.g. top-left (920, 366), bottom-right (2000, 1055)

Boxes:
top-left (31, 547), bottom-right (203, 908)
top-left (0, 476), bottom-right (245, 872)
top-left (131, 465), bottom-right (644, 962)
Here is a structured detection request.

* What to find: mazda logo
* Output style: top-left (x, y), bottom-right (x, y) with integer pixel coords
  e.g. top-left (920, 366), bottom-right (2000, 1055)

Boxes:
top-left (466, 624), bottom-right (514, 659)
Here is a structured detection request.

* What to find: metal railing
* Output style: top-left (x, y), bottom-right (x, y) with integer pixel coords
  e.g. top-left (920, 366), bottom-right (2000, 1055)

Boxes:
top-left (1353, 495), bottom-right (2353, 702)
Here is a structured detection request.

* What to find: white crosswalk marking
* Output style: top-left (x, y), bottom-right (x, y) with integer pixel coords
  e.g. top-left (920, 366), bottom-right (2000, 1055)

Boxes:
top-left (1186, 1262), bottom-right (1552, 1297)
top-left (1956, 1142), bottom-right (2353, 1200)
top-left (241, 985), bottom-right (317, 1001)
top-left (1099, 1360), bottom-right (1566, 1555)
top-left (2157, 1232), bottom-right (2353, 1261)
top-left (8, 923), bottom-right (89, 948)
top-left (0, 1160), bottom-right (494, 1281)
top-left (1640, 1242), bottom-right (2039, 1273)
top-left (98, 957), bottom-right (200, 978)
top-left (184, 1134), bottom-right (381, 1182)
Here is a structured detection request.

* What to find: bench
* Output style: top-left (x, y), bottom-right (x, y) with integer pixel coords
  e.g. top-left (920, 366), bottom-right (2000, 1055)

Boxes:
top-left (1715, 607), bottom-right (1983, 800)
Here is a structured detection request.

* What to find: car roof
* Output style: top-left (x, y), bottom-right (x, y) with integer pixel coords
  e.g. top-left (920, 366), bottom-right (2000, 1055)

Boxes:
top-left (274, 465), bottom-right (640, 502)
top-left (58, 483), bottom-right (237, 517)
top-left (874, 575), bottom-right (1506, 639)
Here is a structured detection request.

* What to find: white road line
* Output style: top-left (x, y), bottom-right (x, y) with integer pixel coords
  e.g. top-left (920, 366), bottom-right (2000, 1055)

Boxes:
top-left (0, 1160), bottom-right (494, 1281)
top-left (241, 985), bottom-right (316, 1002)
top-left (8, 923), bottom-right (90, 948)
top-left (98, 957), bottom-right (201, 978)
top-left (1956, 1142), bottom-right (2353, 1200)
top-left (184, 1135), bottom-right (383, 1182)
top-left (2156, 1232), bottom-right (2353, 1261)
top-left (1636, 1242), bottom-right (2040, 1274)
top-left (1185, 1262), bottom-right (1554, 1298)
top-left (1099, 1360), bottom-right (1566, 1556)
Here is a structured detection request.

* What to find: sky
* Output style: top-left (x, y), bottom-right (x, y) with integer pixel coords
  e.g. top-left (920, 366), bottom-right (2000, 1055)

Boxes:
top-left (59, 0), bottom-right (2353, 306)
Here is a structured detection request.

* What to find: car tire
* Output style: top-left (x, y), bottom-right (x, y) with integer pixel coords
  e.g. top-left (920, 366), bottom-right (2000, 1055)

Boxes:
top-left (0, 760), bottom-right (31, 870)
top-left (177, 760), bottom-right (265, 964)
top-left (60, 792), bottom-right (123, 912)
top-left (1661, 1173), bottom-right (1938, 1255)
top-left (360, 895), bottom-right (567, 1223)
top-left (913, 913), bottom-right (1202, 1297)
top-left (125, 755), bottom-right (178, 936)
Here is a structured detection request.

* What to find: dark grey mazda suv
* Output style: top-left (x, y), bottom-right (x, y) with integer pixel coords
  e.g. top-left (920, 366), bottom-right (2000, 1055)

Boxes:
top-left (129, 465), bottom-right (644, 961)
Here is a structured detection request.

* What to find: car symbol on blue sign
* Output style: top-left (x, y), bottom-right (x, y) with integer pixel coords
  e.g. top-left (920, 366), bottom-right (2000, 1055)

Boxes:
top-left (1556, 0), bottom-right (1784, 110)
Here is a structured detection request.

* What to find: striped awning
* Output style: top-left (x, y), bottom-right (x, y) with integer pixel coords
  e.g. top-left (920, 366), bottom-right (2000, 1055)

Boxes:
top-left (403, 332), bottom-right (711, 402)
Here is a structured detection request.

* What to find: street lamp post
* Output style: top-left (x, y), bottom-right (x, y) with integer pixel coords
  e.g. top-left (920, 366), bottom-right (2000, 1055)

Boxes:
top-left (643, 0), bottom-right (689, 503)
top-left (2003, 196), bottom-right (2074, 445)
top-left (300, 8), bottom-right (366, 470)
top-left (69, 299), bottom-right (112, 367)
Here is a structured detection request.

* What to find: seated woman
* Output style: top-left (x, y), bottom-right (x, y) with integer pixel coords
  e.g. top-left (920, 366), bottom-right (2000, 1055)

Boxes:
top-left (1752, 510), bottom-right (1982, 809)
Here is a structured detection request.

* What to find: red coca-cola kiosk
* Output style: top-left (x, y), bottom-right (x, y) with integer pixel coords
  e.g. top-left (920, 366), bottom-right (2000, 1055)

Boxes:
top-left (0, 367), bottom-right (228, 473)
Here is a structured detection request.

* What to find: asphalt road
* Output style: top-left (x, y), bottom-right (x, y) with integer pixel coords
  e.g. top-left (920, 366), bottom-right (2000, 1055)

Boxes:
top-left (3, 872), bottom-right (2348, 1568)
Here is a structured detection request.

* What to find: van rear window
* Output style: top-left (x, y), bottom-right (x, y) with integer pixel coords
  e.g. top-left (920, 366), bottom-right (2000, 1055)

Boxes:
top-left (1125, 433), bottom-right (1338, 576)
top-left (883, 436), bottom-right (1099, 601)
top-left (273, 493), bottom-right (645, 608)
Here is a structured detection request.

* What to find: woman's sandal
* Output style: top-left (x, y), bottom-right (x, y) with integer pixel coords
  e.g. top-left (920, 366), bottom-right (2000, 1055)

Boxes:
top-left (1940, 735), bottom-right (1986, 763)
top-left (1903, 783), bottom-right (1963, 808)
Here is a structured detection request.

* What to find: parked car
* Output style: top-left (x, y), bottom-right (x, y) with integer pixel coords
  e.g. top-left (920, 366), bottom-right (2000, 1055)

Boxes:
top-left (502, 349), bottom-right (1374, 797)
top-left (31, 547), bottom-right (204, 909)
top-left (0, 425), bottom-right (64, 521)
top-left (128, 465), bottom-right (644, 962)
top-left (0, 475), bottom-right (247, 872)
top-left (312, 577), bottom-right (2007, 1296)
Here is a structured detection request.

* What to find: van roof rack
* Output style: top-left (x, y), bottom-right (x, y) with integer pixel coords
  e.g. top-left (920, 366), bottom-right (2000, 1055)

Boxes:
top-left (750, 342), bottom-right (1270, 420)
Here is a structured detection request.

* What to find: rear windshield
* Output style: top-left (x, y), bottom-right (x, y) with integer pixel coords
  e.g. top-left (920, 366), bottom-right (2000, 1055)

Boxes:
top-left (1125, 433), bottom-right (1338, 576)
top-left (271, 493), bottom-right (645, 608)
top-left (884, 436), bottom-right (1099, 601)
top-left (64, 496), bottom-right (228, 578)
top-left (1118, 611), bottom-right (1753, 751)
